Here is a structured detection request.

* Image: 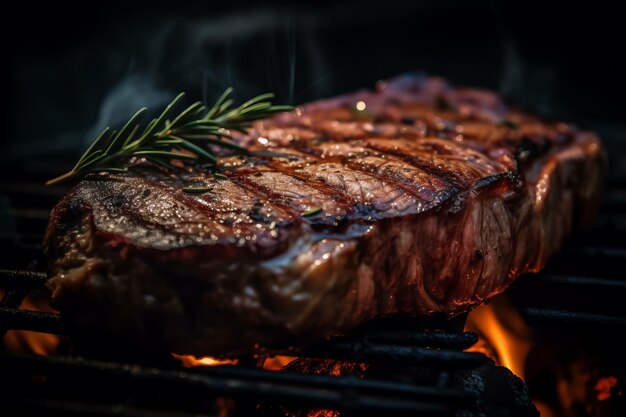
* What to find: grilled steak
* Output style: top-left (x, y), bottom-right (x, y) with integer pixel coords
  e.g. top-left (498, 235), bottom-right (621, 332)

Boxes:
top-left (44, 75), bottom-right (604, 356)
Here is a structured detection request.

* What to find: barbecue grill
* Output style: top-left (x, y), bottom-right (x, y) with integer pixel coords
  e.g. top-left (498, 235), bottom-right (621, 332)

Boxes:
top-left (1, 125), bottom-right (624, 415)
top-left (5, 1), bottom-right (626, 415)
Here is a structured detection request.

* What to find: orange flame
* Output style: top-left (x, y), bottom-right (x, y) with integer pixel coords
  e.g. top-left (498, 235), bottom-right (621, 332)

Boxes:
top-left (171, 354), bottom-right (297, 370)
top-left (263, 355), bottom-right (297, 371)
top-left (465, 295), bottom-right (532, 379)
top-left (1, 290), bottom-right (62, 355)
top-left (172, 354), bottom-right (239, 367)
top-left (3, 330), bottom-right (60, 355)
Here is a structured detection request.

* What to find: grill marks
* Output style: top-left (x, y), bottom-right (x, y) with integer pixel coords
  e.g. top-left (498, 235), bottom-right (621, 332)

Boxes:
top-left (364, 138), bottom-right (506, 185)
top-left (299, 163), bottom-right (421, 216)
top-left (227, 134), bottom-right (513, 226)
top-left (343, 155), bottom-right (448, 204)
top-left (234, 144), bottom-right (443, 221)
top-left (231, 172), bottom-right (352, 224)
top-left (294, 141), bottom-right (447, 206)
top-left (81, 175), bottom-right (301, 249)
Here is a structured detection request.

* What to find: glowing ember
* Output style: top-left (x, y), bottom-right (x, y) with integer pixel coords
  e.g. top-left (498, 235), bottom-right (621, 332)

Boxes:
top-left (465, 295), bottom-right (532, 379)
top-left (595, 376), bottom-right (619, 401)
top-left (172, 354), bottom-right (238, 367)
top-left (308, 410), bottom-right (339, 417)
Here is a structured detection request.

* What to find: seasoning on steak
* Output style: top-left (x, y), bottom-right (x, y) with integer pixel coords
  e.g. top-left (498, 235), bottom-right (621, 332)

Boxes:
top-left (44, 75), bottom-right (604, 356)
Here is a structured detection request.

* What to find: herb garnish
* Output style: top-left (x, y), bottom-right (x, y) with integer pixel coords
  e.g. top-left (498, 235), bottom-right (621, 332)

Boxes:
top-left (302, 207), bottom-right (323, 217)
top-left (46, 89), bottom-right (293, 185)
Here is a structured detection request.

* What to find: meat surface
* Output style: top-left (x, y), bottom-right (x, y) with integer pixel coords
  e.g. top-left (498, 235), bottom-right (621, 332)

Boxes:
top-left (44, 75), bottom-right (604, 356)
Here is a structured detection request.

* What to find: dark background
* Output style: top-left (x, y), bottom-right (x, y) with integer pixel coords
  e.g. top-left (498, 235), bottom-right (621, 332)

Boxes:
top-left (4, 0), bottom-right (625, 163)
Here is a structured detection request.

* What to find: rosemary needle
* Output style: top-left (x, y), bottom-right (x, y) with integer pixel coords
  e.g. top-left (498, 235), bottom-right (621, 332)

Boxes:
top-left (302, 207), bottom-right (323, 217)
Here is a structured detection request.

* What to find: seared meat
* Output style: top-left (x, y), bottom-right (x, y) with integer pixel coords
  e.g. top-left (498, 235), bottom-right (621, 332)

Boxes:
top-left (44, 76), bottom-right (604, 355)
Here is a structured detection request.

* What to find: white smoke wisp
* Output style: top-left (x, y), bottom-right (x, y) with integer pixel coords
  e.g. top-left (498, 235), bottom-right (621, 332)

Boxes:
top-left (84, 75), bottom-right (172, 147)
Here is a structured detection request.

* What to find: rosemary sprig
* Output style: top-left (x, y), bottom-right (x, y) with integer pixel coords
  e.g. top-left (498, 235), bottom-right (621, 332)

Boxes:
top-left (46, 89), bottom-right (293, 185)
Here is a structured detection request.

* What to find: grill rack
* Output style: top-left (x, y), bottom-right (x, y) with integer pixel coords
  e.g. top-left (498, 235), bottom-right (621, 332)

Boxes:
top-left (1, 148), bottom-right (626, 416)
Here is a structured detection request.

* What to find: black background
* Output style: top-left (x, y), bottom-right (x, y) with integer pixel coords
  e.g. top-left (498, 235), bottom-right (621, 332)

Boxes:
top-left (4, 0), bottom-right (625, 158)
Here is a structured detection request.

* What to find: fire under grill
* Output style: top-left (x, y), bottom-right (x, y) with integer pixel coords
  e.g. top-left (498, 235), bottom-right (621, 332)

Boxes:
top-left (1, 143), bottom-right (625, 416)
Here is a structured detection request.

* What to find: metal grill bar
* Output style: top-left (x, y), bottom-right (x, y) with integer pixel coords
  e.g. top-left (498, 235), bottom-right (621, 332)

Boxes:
top-left (355, 330), bottom-right (478, 349)
top-left (0, 306), bottom-right (67, 334)
top-left (563, 246), bottom-right (626, 258)
top-left (521, 308), bottom-right (626, 328)
top-left (0, 269), bottom-right (48, 287)
top-left (301, 339), bottom-right (486, 368)
top-left (536, 274), bottom-right (626, 289)
top-left (0, 270), bottom-right (35, 338)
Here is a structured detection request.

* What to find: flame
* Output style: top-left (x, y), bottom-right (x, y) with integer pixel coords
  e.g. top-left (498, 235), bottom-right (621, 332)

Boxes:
top-left (465, 294), bottom-right (532, 379)
top-left (3, 331), bottom-right (60, 355)
top-left (533, 400), bottom-right (557, 417)
top-left (1, 290), bottom-right (62, 355)
top-left (172, 353), bottom-right (238, 367)
top-left (172, 353), bottom-right (297, 371)
top-left (263, 355), bottom-right (297, 371)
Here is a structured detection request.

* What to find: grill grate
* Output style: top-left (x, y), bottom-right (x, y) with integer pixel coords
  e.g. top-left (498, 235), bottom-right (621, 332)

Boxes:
top-left (2, 138), bottom-right (626, 416)
top-left (505, 184), bottom-right (626, 331)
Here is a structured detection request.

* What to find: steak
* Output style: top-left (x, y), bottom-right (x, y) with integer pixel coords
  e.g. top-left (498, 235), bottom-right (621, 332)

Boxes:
top-left (44, 75), bottom-right (604, 356)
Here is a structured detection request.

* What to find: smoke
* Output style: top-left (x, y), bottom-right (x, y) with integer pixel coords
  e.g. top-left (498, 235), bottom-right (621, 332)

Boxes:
top-left (83, 7), bottom-right (333, 146)
top-left (85, 75), bottom-right (172, 145)
top-left (498, 38), bottom-right (556, 116)
top-left (492, 1), bottom-right (556, 117)
top-left (498, 38), bottom-right (523, 100)
top-left (10, 0), bottom-right (510, 158)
